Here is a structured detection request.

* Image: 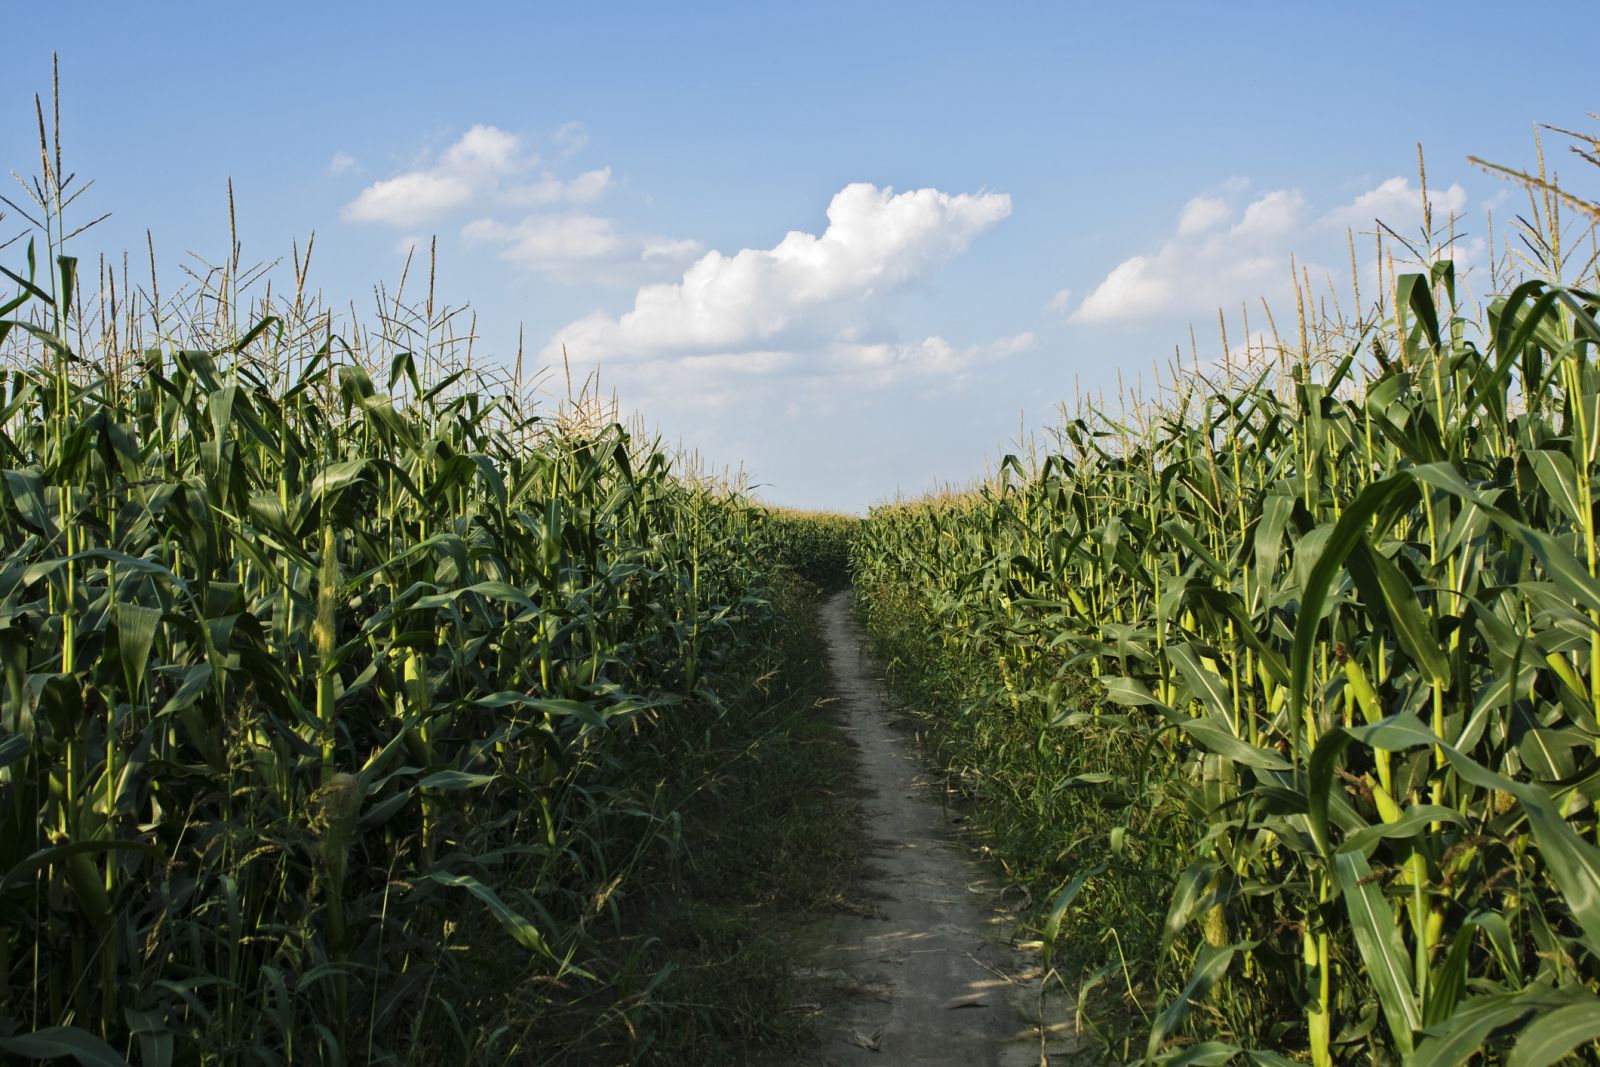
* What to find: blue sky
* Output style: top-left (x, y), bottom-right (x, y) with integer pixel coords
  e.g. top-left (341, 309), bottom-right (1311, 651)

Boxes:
top-left (3, 3), bottom-right (1594, 510)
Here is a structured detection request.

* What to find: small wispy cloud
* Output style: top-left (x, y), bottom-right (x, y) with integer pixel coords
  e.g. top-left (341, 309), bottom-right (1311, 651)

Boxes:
top-left (552, 120), bottom-right (589, 158)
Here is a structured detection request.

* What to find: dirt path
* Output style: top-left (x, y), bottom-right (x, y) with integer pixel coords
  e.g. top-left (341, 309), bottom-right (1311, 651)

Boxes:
top-left (795, 592), bottom-right (1067, 1066)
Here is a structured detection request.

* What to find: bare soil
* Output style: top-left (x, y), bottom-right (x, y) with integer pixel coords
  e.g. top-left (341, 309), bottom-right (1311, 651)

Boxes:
top-left (791, 592), bottom-right (1075, 1066)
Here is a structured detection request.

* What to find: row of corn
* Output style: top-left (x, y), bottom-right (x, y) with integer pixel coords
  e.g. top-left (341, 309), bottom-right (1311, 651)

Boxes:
top-left (853, 162), bottom-right (1600, 1060)
top-left (0, 166), bottom-right (791, 1062)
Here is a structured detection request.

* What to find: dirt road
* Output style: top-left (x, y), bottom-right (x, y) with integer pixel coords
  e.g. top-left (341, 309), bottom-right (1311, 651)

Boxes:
top-left (798, 591), bottom-right (1069, 1066)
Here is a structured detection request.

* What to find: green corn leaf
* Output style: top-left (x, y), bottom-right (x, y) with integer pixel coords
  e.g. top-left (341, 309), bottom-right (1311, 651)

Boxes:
top-left (0, 729), bottom-right (29, 771)
top-left (1425, 921), bottom-right (1476, 1028)
top-left (1507, 996), bottom-right (1600, 1067)
top-left (1181, 586), bottom-right (1290, 685)
top-left (1398, 271), bottom-right (1442, 350)
top-left (1333, 850), bottom-right (1419, 1052)
top-left (1290, 474), bottom-right (1417, 721)
top-left (0, 1027), bottom-right (131, 1067)
top-left (1040, 864), bottom-right (1105, 971)
top-left (1338, 804), bottom-right (1464, 856)
top-left (1169, 642), bottom-right (1237, 734)
top-left (1411, 990), bottom-right (1544, 1066)
top-left (1412, 462), bottom-right (1600, 613)
top-left (1, 839), bottom-right (163, 892)
top-left (416, 770), bottom-right (500, 791)
top-left (1160, 859), bottom-right (1222, 958)
top-left (1352, 715), bottom-right (1600, 955)
top-left (113, 602), bottom-right (162, 694)
top-left (1528, 449), bottom-right (1585, 527)
top-left (1347, 535), bottom-right (1451, 687)
top-left (1146, 944), bottom-right (1238, 1059)
top-left (416, 871), bottom-right (553, 958)
top-left (2, 469), bottom-right (56, 537)
top-left (1153, 1041), bottom-right (1240, 1066)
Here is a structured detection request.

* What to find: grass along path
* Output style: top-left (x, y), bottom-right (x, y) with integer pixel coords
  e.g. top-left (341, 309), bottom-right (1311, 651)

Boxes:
top-left (791, 592), bottom-right (1065, 1066)
top-left (557, 580), bottom-right (869, 1064)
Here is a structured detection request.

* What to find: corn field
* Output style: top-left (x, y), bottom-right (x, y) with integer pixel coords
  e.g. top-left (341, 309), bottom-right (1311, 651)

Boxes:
top-left (758, 509), bottom-right (860, 592)
top-left (12, 57), bottom-right (1600, 1067)
top-left (854, 136), bottom-right (1600, 1062)
top-left (0, 116), bottom-right (802, 1064)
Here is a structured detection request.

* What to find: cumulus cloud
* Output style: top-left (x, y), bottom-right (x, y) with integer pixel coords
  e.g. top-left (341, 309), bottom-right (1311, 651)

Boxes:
top-left (1069, 176), bottom-right (1470, 324)
top-left (532, 181), bottom-right (1022, 418)
top-left (545, 182), bottom-right (1011, 363)
top-left (327, 151), bottom-right (358, 177)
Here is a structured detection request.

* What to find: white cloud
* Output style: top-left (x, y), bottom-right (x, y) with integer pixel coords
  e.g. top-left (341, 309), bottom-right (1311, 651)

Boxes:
top-left (533, 182), bottom-right (1021, 420)
top-left (1046, 288), bottom-right (1073, 314)
top-left (1072, 256), bottom-right (1176, 323)
top-left (465, 213), bottom-right (622, 265)
top-left (1177, 196), bottom-right (1229, 237)
top-left (832, 332), bottom-right (1035, 386)
top-left (553, 121), bottom-right (589, 158)
top-left (642, 237), bottom-right (704, 261)
top-left (343, 125), bottom-right (616, 227)
top-left (465, 212), bottom-right (704, 278)
top-left (343, 125), bottom-right (529, 225)
top-left (1236, 189), bottom-right (1307, 236)
top-left (501, 167), bottom-right (614, 207)
top-left (586, 330), bottom-right (1032, 421)
top-left (545, 182), bottom-right (1011, 363)
top-left (327, 151), bottom-right (358, 176)
top-left (440, 125), bottom-right (524, 174)
top-left (347, 124), bottom-right (704, 280)
top-left (1321, 176), bottom-right (1467, 231)
top-left (1071, 189), bottom-right (1306, 323)
top-left (1069, 176), bottom-right (1471, 325)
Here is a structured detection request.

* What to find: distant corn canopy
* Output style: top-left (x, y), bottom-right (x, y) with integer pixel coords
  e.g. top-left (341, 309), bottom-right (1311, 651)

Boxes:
top-left (760, 509), bottom-right (860, 591)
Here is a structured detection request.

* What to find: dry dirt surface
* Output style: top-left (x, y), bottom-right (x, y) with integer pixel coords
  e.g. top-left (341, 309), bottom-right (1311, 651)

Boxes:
top-left (793, 592), bottom-right (1076, 1066)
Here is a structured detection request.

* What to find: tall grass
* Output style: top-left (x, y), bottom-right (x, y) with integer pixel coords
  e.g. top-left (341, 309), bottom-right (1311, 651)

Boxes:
top-left (854, 127), bottom-right (1600, 1063)
top-left (0, 84), bottom-right (791, 1064)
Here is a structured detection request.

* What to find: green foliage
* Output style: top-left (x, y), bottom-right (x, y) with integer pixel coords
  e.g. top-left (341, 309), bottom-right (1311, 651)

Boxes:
top-left (0, 155), bottom-right (805, 1064)
top-left (759, 508), bottom-right (860, 591)
top-left (854, 150), bottom-right (1600, 1061)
